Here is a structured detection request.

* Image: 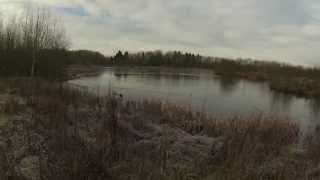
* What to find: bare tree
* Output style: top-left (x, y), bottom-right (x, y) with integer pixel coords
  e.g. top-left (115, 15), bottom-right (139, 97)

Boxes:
top-left (0, 16), bottom-right (4, 51)
top-left (0, 6), bottom-right (69, 78)
top-left (5, 17), bottom-right (20, 51)
top-left (19, 7), bottom-right (70, 77)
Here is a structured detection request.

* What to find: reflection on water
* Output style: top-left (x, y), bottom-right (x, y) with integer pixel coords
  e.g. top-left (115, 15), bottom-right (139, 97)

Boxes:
top-left (218, 77), bottom-right (240, 94)
top-left (69, 67), bottom-right (320, 131)
top-left (309, 99), bottom-right (320, 117)
top-left (270, 92), bottom-right (293, 114)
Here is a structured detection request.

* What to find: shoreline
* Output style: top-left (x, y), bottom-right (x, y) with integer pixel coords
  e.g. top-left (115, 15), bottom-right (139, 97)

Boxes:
top-left (68, 65), bottom-right (320, 99)
top-left (0, 78), bottom-right (319, 179)
top-left (66, 65), bottom-right (108, 80)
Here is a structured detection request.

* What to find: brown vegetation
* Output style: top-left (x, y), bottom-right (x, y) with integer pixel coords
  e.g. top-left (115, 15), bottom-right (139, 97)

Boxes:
top-left (0, 79), bottom-right (319, 180)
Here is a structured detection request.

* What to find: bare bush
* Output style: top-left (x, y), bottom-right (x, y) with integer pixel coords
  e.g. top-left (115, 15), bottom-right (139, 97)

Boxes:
top-left (0, 7), bottom-right (69, 79)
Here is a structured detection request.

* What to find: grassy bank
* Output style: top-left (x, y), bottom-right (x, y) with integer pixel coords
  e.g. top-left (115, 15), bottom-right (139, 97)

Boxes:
top-left (0, 79), bottom-right (319, 180)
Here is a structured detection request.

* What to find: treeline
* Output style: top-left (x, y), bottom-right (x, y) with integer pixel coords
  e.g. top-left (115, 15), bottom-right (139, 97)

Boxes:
top-left (112, 50), bottom-right (206, 67)
top-left (0, 8), bottom-right (69, 79)
top-left (112, 50), bottom-right (320, 97)
top-left (112, 50), bottom-right (320, 78)
top-left (68, 50), bottom-right (111, 66)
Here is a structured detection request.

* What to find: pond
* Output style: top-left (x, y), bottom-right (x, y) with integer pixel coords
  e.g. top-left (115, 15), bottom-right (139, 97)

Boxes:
top-left (68, 67), bottom-right (320, 131)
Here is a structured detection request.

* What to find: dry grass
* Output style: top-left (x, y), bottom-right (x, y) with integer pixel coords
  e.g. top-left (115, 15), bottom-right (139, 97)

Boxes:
top-left (0, 79), bottom-right (319, 180)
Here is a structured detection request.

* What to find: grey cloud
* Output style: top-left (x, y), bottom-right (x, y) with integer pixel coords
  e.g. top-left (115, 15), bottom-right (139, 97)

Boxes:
top-left (1, 0), bottom-right (320, 65)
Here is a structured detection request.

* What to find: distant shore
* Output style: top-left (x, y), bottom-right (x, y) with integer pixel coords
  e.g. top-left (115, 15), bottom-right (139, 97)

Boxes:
top-left (66, 65), bottom-right (108, 80)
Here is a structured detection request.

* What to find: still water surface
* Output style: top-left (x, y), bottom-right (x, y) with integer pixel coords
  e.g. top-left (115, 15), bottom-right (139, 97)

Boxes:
top-left (68, 67), bottom-right (320, 130)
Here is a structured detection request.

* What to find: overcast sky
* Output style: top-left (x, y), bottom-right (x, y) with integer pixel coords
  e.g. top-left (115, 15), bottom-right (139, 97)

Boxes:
top-left (1, 0), bottom-right (320, 66)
